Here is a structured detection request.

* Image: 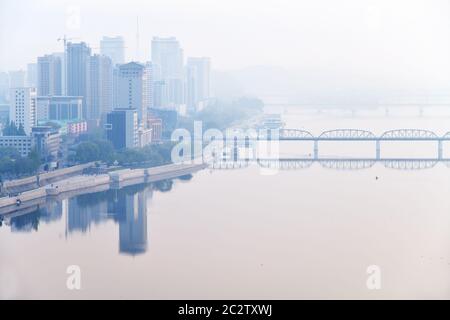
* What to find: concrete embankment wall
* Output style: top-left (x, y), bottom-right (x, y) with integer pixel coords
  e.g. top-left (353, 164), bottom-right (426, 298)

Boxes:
top-left (39, 162), bottom-right (97, 185)
top-left (1, 162), bottom-right (206, 216)
top-left (109, 168), bottom-right (146, 182)
top-left (46, 175), bottom-right (110, 196)
top-left (0, 162), bottom-right (97, 194)
top-left (145, 163), bottom-right (207, 182)
top-left (0, 188), bottom-right (47, 207)
top-left (1, 176), bottom-right (39, 194)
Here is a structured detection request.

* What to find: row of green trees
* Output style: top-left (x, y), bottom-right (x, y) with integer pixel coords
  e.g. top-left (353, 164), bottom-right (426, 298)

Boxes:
top-left (0, 147), bottom-right (41, 179)
top-left (71, 139), bottom-right (174, 167)
top-left (2, 121), bottom-right (26, 136)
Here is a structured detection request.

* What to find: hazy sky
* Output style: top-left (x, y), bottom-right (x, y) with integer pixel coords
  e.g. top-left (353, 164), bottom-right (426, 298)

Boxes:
top-left (1, 0), bottom-right (450, 90)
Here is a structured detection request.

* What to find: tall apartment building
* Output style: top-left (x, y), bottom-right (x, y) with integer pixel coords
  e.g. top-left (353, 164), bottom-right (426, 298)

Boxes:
top-left (143, 62), bottom-right (153, 109)
top-left (66, 42), bottom-right (91, 120)
top-left (186, 57), bottom-right (211, 112)
top-left (112, 66), bottom-right (120, 109)
top-left (117, 62), bottom-right (146, 124)
top-left (8, 70), bottom-right (26, 88)
top-left (26, 63), bottom-right (37, 87)
top-left (100, 36), bottom-right (125, 66)
top-left (151, 37), bottom-right (184, 108)
top-left (37, 54), bottom-right (62, 96)
top-left (53, 52), bottom-right (66, 95)
top-left (89, 54), bottom-right (113, 120)
top-left (0, 72), bottom-right (9, 103)
top-left (9, 87), bottom-right (37, 135)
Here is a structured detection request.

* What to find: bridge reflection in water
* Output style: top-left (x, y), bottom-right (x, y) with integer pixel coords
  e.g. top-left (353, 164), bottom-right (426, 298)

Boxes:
top-left (209, 159), bottom-right (450, 170)
top-left (206, 128), bottom-right (450, 170)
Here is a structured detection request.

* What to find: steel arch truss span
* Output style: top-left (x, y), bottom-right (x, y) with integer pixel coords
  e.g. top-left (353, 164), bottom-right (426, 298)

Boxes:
top-left (380, 129), bottom-right (437, 140)
top-left (319, 159), bottom-right (376, 170)
top-left (279, 129), bottom-right (314, 140)
top-left (318, 129), bottom-right (376, 140)
top-left (383, 159), bottom-right (437, 170)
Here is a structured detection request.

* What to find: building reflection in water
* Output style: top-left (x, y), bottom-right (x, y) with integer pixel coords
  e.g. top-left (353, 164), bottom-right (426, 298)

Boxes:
top-left (115, 188), bottom-right (150, 255)
top-left (9, 200), bottom-right (63, 232)
top-left (66, 183), bottom-right (153, 256)
top-left (4, 179), bottom-right (175, 256)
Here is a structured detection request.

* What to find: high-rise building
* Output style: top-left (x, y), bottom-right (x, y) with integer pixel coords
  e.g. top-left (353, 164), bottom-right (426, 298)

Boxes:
top-left (185, 64), bottom-right (198, 112)
top-left (106, 108), bottom-right (138, 149)
top-left (100, 36), bottom-right (125, 66)
top-left (9, 87), bottom-right (37, 135)
top-left (151, 37), bottom-right (184, 108)
top-left (186, 57), bottom-right (211, 112)
top-left (53, 52), bottom-right (66, 95)
top-left (117, 62), bottom-right (146, 123)
top-left (89, 54), bottom-right (113, 120)
top-left (152, 80), bottom-right (168, 108)
top-left (9, 70), bottom-right (26, 88)
top-left (143, 62), bottom-right (153, 109)
top-left (37, 54), bottom-right (62, 96)
top-left (66, 42), bottom-right (91, 120)
top-left (0, 72), bottom-right (9, 103)
top-left (112, 66), bottom-right (120, 109)
top-left (26, 63), bottom-right (37, 87)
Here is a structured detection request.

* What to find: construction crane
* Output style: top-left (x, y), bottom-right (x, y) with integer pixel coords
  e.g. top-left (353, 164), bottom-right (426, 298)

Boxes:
top-left (57, 35), bottom-right (80, 50)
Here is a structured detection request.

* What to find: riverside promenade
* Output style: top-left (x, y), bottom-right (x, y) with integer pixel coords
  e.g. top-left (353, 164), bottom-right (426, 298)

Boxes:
top-left (0, 162), bottom-right (207, 216)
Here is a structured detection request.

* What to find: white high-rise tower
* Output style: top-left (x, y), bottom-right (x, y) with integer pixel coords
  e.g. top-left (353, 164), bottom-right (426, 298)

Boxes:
top-left (10, 87), bottom-right (37, 135)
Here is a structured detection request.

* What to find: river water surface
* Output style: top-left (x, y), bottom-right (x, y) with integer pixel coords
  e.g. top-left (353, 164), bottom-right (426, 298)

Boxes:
top-left (2, 106), bottom-right (450, 299)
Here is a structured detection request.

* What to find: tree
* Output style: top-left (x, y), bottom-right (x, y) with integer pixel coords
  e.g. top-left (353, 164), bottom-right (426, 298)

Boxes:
top-left (17, 123), bottom-right (26, 136)
top-left (93, 139), bottom-right (115, 164)
top-left (2, 121), bottom-right (26, 136)
top-left (74, 142), bottom-right (100, 163)
top-left (27, 148), bottom-right (41, 172)
top-left (0, 146), bottom-right (20, 159)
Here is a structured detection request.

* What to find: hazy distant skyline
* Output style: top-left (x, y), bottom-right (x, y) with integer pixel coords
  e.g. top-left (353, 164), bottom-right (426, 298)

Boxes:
top-left (1, 0), bottom-right (450, 98)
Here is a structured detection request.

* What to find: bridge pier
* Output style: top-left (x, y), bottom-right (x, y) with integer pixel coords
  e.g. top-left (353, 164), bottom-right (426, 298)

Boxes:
top-left (314, 140), bottom-right (319, 160)
top-left (376, 140), bottom-right (380, 160)
top-left (438, 140), bottom-right (443, 160)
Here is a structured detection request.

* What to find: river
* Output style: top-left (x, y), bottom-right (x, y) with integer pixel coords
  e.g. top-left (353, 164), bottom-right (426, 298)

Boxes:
top-left (2, 106), bottom-right (450, 299)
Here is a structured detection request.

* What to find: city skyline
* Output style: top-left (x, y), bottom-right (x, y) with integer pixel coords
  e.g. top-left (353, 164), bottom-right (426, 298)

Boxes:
top-left (1, 0), bottom-right (449, 73)
top-left (2, 0), bottom-right (450, 105)
top-left (3, 0), bottom-right (450, 303)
